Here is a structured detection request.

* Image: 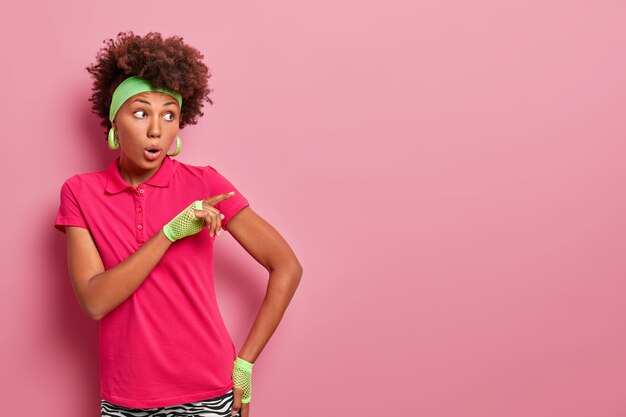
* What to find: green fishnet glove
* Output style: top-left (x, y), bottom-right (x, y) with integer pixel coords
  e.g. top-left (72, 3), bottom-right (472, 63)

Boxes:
top-left (232, 357), bottom-right (254, 404)
top-left (162, 200), bottom-right (205, 242)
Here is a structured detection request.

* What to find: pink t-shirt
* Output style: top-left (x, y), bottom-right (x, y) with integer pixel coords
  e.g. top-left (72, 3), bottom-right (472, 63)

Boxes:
top-left (54, 156), bottom-right (250, 408)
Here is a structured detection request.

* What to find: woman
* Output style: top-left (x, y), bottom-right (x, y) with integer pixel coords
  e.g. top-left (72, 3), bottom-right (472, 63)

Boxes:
top-left (54, 31), bottom-right (303, 417)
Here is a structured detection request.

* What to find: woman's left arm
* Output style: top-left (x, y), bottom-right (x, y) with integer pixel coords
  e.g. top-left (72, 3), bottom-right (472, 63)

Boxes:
top-left (225, 206), bottom-right (303, 364)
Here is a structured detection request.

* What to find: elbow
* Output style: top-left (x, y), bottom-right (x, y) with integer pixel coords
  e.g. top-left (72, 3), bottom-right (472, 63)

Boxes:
top-left (84, 303), bottom-right (103, 321)
top-left (81, 297), bottom-right (106, 321)
top-left (89, 311), bottom-right (104, 321)
top-left (286, 260), bottom-right (303, 279)
top-left (87, 301), bottom-right (110, 321)
top-left (267, 256), bottom-right (302, 275)
top-left (289, 261), bottom-right (303, 286)
top-left (269, 260), bottom-right (303, 284)
top-left (295, 262), bottom-right (303, 281)
top-left (77, 275), bottom-right (108, 321)
top-left (89, 314), bottom-right (102, 322)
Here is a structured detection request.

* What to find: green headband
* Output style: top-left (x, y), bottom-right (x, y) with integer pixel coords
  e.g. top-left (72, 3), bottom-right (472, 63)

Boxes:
top-left (109, 75), bottom-right (183, 122)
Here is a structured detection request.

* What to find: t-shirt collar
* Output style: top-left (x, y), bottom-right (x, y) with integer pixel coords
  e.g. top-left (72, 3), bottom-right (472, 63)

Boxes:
top-left (105, 155), bottom-right (175, 194)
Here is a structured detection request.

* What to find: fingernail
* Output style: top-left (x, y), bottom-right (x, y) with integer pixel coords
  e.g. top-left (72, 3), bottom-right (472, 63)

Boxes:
top-left (229, 191), bottom-right (235, 195)
top-left (209, 231), bottom-right (214, 237)
top-left (217, 229), bottom-right (221, 236)
top-left (221, 214), bottom-right (225, 219)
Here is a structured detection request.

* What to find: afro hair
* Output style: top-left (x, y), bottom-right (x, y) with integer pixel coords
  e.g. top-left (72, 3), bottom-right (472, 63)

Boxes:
top-left (86, 31), bottom-right (212, 138)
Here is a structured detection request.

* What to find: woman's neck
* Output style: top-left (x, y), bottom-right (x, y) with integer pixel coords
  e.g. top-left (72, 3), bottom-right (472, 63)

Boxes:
top-left (117, 156), bottom-right (161, 188)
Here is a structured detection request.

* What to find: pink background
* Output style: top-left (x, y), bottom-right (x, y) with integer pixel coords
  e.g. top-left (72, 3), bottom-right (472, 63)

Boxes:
top-left (1, 1), bottom-right (626, 416)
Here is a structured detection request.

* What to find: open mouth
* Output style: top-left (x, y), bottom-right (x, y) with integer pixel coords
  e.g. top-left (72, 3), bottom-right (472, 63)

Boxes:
top-left (146, 145), bottom-right (162, 153)
top-left (144, 146), bottom-right (162, 160)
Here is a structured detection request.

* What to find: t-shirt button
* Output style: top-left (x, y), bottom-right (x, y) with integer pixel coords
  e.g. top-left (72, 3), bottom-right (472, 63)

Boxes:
top-left (137, 224), bottom-right (143, 230)
top-left (136, 207), bottom-right (142, 213)
top-left (139, 189), bottom-right (145, 194)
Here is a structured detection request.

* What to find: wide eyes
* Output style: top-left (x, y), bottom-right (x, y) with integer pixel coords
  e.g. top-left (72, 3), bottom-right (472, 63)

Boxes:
top-left (133, 109), bottom-right (176, 121)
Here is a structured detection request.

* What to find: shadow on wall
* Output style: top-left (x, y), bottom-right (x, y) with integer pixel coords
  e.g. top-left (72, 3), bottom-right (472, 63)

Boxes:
top-left (46, 223), bottom-right (100, 416)
top-left (44, 83), bottom-right (111, 416)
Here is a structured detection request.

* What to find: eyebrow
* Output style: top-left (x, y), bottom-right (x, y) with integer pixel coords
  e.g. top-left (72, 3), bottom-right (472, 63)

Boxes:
top-left (131, 98), bottom-right (178, 107)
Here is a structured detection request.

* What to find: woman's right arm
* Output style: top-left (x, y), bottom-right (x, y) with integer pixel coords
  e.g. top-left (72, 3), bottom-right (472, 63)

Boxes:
top-left (66, 226), bottom-right (172, 321)
top-left (64, 192), bottom-right (234, 321)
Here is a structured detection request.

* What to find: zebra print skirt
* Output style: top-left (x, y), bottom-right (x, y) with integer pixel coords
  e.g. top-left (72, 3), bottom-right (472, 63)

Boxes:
top-left (101, 389), bottom-right (240, 417)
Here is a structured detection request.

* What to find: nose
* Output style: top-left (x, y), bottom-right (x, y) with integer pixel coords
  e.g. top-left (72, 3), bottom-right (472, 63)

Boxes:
top-left (148, 116), bottom-right (161, 139)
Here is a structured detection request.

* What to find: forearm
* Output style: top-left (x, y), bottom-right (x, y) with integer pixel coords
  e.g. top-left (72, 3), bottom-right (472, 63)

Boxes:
top-left (86, 230), bottom-right (172, 320)
top-left (237, 264), bottom-right (303, 363)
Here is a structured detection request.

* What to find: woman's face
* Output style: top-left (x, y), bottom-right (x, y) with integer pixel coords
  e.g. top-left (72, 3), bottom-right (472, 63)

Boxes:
top-left (113, 91), bottom-right (180, 171)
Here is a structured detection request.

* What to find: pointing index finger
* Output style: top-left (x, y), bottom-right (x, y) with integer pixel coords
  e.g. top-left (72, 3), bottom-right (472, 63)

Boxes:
top-left (203, 191), bottom-right (236, 207)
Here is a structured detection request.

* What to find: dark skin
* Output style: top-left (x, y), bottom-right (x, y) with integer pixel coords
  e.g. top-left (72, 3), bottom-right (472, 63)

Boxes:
top-left (64, 91), bottom-right (303, 416)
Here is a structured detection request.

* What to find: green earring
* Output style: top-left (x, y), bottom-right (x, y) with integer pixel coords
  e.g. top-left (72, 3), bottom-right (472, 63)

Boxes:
top-left (108, 127), bottom-right (119, 150)
top-left (167, 135), bottom-right (182, 156)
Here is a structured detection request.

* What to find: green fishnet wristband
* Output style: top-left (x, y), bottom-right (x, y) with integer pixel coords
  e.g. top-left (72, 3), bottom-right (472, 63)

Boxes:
top-left (232, 357), bottom-right (254, 404)
top-left (162, 200), bottom-right (205, 242)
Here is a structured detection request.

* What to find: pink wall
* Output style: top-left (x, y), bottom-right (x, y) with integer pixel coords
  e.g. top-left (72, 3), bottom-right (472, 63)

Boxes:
top-left (1, 1), bottom-right (626, 416)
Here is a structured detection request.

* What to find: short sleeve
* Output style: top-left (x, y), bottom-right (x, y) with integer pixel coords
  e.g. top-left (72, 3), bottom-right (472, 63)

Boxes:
top-left (204, 166), bottom-right (250, 231)
top-left (54, 179), bottom-right (88, 233)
